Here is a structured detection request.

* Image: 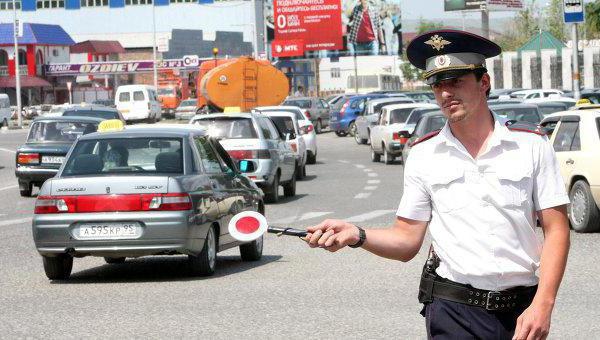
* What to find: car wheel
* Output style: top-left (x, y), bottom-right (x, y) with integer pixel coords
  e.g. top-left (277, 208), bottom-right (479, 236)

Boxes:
top-left (188, 225), bottom-right (217, 276)
top-left (283, 169), bottom-right (297, 197)
top-left (2, 118), bottom-right (8, 128)
top-left (264, 173), bottom-right (280, 203)
top-left (42, 254), bottom-right (73, 280)
top-left (383, 146), bottom-right (394, 165)
top-left (366, 129), bottom-right (371, 145)
top-left (315, 120), bottom-right (322, 134)
top-left (335, 131), bottom-right (347, 137)
top-left (104, 257), bottom-right (126, 264)
top-left (569, 180), bottom-right (600, 233)
top-left (371, 147), bottom-right (381, 162)
top-left (348, 121), bottom-right (357, 137)
top-left (296, 163), bottom-right (306, 180)
top-left (306, 151), bottom-right (316, 165)
top-left (19, 181), bottom-right (32, 197)
top-left (239, 234), bottom-right (263, 261)
top-left (354, 127), bottom-right (367, 144)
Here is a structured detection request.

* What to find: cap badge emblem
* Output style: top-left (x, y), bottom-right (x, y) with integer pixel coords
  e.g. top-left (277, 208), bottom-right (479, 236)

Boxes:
top-left (434, 55), bottom-right (451, 69)
top-left (425, 34), bottom-right (451, 51)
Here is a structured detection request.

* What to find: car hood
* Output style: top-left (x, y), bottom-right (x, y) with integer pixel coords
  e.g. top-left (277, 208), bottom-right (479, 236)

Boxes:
top-left (49, 176), bottom-right (170, 196)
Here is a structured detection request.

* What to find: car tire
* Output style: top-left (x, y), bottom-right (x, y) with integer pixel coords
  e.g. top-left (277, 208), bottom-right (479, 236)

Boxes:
top-left (19, 181), bottom-right (32, 197)
top-left (366, 129), bottom-right (371, 145)
top-left (371, 148), bottom-right (381, 163)
top-left (239, 235), bottom-right (263, 261)
top-left (188, 225), bottom-right (217, 276)
top-left (569, 180), bottom-right (600, 233)
top-left (42, 254), bottom-right (73, 280)
top-left (264, 173), bottom-right (280, 203)
top-left (296, 163), bottom-right (306, 180)
top-left (354, 128), bottom-right (367, 144)
top-left (315, 120), bottom-right (322, 134)
top-left (348, 121), bottom-right (357, 137)
top-left (283, 169), bottom-right (297, 197)
top-left (104, 257), bottom-right (126, 264)
top-left (2, 118), bottom-right (8, 128)
top-left (383, 146), bottom-right (394, 165)
top-left (307, 151), bottom-right (316, 165)
top-left (335, 131), bottom-right (347, 137)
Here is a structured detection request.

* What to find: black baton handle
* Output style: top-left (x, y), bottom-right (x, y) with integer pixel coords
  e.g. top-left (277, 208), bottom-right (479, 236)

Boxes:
top-left (267, 226), bottom-right (308, 237)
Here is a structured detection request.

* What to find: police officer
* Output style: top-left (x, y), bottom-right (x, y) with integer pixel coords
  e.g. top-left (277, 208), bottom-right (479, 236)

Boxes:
top-left (305, 30), bottom-right (570, 340)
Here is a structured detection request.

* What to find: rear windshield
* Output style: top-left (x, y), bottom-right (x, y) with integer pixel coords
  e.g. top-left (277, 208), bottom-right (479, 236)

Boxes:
top-left (283, 99), bottom-right (311, 109)
top-left (406, 108), bottom-right (437, 124)
top-left (27, 121), bottom-right (98, 143)
top-left (269, 116), bottom-right (295, 135)
top-left (537, 105), bottom-right (566, 117)
top-left (193, 117), bottom-right (258, 139)
top-left (118, 92), bottom-right (130, 102)
top-left (63, 110), bottom-right (118, 120)
top-left (259, 109), bottom-right (305, 121)
top-left (157, 88), bottom-right (175, 96)
top-left (179, 100), bottom-right (197, 107)
top-left (491, 107), bottom-right (541, 123)
top-left (133, 91), bottom-right (145, 101)
top-left (62, 137), bottom-right (183, 176)
top-left (389, 108), bottom-right (415, 124)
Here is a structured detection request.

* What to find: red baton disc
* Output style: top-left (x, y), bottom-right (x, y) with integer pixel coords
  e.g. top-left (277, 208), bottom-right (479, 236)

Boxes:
top-left (236, 216), bottom-right (260, 234)
top-left (228, 211), bottom-right (268, 242)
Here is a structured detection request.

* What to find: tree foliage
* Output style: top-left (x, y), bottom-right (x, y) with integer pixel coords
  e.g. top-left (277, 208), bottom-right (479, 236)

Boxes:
top-left (399, 61), bottom-right (423, 84)
top-left (416, 18), bottom-right (445, 35)
top-left (494, 0), bottom-right (540, 51)
top-left (585, 0), bottom-right (600, 39)
top-left (546, 0), bottom-right (566, 42)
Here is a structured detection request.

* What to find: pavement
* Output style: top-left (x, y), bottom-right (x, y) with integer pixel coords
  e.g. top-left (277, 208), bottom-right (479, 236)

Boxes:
top-left (0, 127), bottom-right (599, 338)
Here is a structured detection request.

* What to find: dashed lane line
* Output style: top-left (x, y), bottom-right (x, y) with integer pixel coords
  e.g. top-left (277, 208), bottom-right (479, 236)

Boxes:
top-left (0, 185), bottom-right (18, 192)
top-left (344, 210), bottom-right (396, 223)
top-left (363, 186), bottom-right (377, 191)
top-left (0, 217), bottom-right (32, 227)
top-left (353, 192), bottom-right (372, 199)
top-left (367, 172), bottom-right (378, 177)
top-left (355, 164), bottom-right (365, 168)
top-left (0, 147), bottom-right (16, 154)
top-left (367, 180), bottom-right (381, 184)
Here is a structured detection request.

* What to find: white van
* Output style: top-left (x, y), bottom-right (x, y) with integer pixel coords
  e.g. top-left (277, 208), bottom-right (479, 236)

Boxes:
top-left (115, 85), bottom-right (161, 123)
top-left (0, 93), bottom-right (11, 127)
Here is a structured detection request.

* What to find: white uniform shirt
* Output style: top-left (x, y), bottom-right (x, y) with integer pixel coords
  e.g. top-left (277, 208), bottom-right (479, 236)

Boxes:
top-left (396, 114), bottom-right (569, 291)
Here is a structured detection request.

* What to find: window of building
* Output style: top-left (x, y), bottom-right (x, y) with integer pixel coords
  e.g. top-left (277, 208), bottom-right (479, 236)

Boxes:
top-left (0, 1), bottom-right (21, 10)
top-left (81, 0), bottom-right (108, 6)
top-left (169, 0), bottom-right (194, 3)
top-left (37, 0), bottom-right (65, 8)
top-left (125, 0), bottom-right (152, 5)
top-left (331, 67), bottom-right (340, 78)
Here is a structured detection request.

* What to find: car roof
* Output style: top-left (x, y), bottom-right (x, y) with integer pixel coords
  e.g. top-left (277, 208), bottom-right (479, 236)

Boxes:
top-left (541, 109), bottom-right (600, 123)
top-left (63, 105), bottom-right (119, 112)
top-left (369, 97), bottom-right (414, 104)
top-left (533, 101), bottom-right (570, 106)
top-left (254, 106), bottom-right (302, 112)
top-left (421, 110), bottom-right (444, 118)
top-left (383, 103), bottom-right (437, 110)
top-left (191, 112), bottom-right (258, 120)
top-left (260, 111), bottom-right (296, 119)
top-left (79, 124), bottom-right (207, 140)
top-left (489, 103), bottom-right (539, 109)
top-left (32, 116), bottom-right (106, 123)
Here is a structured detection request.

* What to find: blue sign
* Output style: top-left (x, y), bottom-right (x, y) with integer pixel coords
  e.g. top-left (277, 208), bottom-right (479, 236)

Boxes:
top-left (564, 0), bottom-right (584, 23)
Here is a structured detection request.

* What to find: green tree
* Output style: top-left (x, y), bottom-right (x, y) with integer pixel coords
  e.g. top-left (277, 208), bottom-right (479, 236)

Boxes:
top-left (399, 61), bottom-right (424, 89)
top-left (585, 0), bottom-right (600, 39)
top-left (545, 0), bottom-right (566, 41)
top-left (494, 0), bottom-right (541, 51)
top-left (416, 18), bottom-right (444, 34)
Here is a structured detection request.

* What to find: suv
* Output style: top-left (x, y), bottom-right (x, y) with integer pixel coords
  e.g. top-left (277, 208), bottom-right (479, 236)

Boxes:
top-left (190, 112), bottom-right (297, 203)
top-left (540, 109), bottom-right (600, 232)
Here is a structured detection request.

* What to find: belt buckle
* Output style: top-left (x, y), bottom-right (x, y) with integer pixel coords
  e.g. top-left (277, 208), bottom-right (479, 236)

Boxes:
top-left (485, 291), bottom-right (501, 311)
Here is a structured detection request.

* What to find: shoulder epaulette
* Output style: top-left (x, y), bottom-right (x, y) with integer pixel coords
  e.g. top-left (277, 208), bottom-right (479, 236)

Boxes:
top-left (505, 121), bottom-right (545, 136)
top-left (409, 129), bottom-right (441, 147)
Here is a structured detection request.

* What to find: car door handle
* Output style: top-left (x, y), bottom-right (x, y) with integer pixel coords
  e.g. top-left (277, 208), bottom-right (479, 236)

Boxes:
top-left (566, 159), bottom-right (574, 165)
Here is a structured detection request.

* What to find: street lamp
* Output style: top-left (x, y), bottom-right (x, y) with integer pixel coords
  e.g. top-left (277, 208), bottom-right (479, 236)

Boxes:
top-left (151, 0), bottom-right (158, 90)
top-left (212, 47), bottom-right (219, 68)
top-left (12, 0), bottom-right (21, 128)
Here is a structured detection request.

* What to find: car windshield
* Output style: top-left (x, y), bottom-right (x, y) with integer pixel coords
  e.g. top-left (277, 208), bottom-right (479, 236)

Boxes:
top-left (27, 121), bottom-right (98, 143)
top-left (193, 117), bottom-right (258, 139)
top-left (511, 93), bottom-right (527, 99)
top-left (62, 137), bottom-right (183, 176)
top-left (492, 107), bottom-right (541, 123)
top-left (428, 116), bottom-right (447, 132)
top-left (406, 108), bottom-right (438, 124)
top-left (63, 110), bottom-right (118, 120)
top-left (389, 108), bottom-right (415, 124)
top-left (259, 109), bottom-right (305, 121)
top-left (269, 116), bottom-right (295, 135)
top-left (538, 105), bottom-right (566, 117)
top-left (157, 88), bottom-right (175, 96)
top-left (374, 101), bottom-right (411, 114)
top-left (283, 99), bottom-right (311, 108)
top-left (179, 100), bottom-right (197, 107)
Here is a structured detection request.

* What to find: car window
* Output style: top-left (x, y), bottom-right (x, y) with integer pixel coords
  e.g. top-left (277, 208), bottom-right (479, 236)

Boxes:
top-left (553, 121), bottom-right (579, 152)
top-left (133, 91), bottom-right (145, 101)
top-left (27, 121), bottom-right (98, 142)
top-left (491, 107), bottom-right (541, 123)
top-left (194, 136), bottom-right (224, 173)
top-left (282, 99), bottom-right (311, 108)
top-left (118, 92), bottom-right (130, 102)
top-left (389, 108), bottom-right (415, 124)
top-left (256, 117), bottom-right (273, 139)
top-left (427, 116), bottom-right (447, 132)
top-left (319, 99), bottom-right (329, 108)
top-left (264, 117), bottom-right (282, 139)
top-left (269, 116), bottom-right (296, 135)
top-left (538, 105), bottom-right (565, 117)
top-left (406, 108), bottom-right (436, 125)
top-left (62, 137), bottom-right (183, 176)
top-left (193, 117), bottom-right (258, 139)
top-left (180, 100), bottom-right (197, 107)
top-left (597, 118), bottom-right (600, 140)
top-left (63, 110), bottom-right (118, 120)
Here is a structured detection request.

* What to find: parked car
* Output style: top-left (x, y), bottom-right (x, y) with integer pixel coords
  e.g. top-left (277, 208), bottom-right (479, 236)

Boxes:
top-left (531, 101), bottom-right (571, 118)
top-left (190, 112), bottom-right (297, 203)
top-left (115, 84), bottom-right (161, 123)
top-left (61, 106), bottom-right (125, 122)
top-left (403, 91), bottom-right (435, 103)
top-left (401, 111), bottom-right (447, 162)
top-left (282, 97), bottom-right (330, 133)
top-left (510, 89), bottom-right (563, 100)
top-left (253, 106), bottom-right (318, 164)
top-left (31, 123), bottom-right (264, 279)
top-left (489, 103), bottom-right (543, 124)
top-left (329, 94), bottom-right (388, 137)
top-left (487, 98), bottom-right (524, 106)
top-left (369, 103), bottom-right (438, 164)
top-left (488, 88), bottom-right (524, 100)
top-left (15, 116), bottom-right (105, 197)
top-left (175, 99), bottom-right (199, 120)
top-left (0, 93), bottom-right (10, 127)
top-left (540, 109), bottom-right (600, 232)
top-left (401, 106), bottom-right (442, 135)
top-left (92, 99), bottom-right (116, 108)
top-left (354, 97), bottom-right (416, 144)
top-left (524, 96), bottom-right (577, 108)
top-left (260, 111), bottom-right (307, 179)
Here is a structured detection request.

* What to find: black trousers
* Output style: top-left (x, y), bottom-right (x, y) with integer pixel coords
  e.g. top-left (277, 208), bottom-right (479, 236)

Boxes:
top-left (423, 297), bottom-right (530, 340)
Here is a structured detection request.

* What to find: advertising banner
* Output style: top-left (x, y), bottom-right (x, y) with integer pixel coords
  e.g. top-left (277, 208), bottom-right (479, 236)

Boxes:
top-left (487, 0), bottom-right (523, 11)
top-left (45, 57), bottom-right (200, 76)
top-left (444, 0), bottom-right (523, 11)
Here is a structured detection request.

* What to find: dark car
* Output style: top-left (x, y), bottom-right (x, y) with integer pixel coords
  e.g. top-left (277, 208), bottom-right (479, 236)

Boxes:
top-left (282, 97), bottom-right (331, 132)
top-left (534, 101), bottom-right (570, 118)
top-left (15, 116), bottom-right (105, 197)
top-left (400, 111), bottom-right (446, 162)
top-left (489, 103), bottom-right (544, 124)
top-left (92, 99), bottom-right (116, 108)
top-left (488, 88), bottom-right (525, 100)
top-left (403, 91), bottom-right (435, 103)
top-left (329, 94), bottom-right (387, 137)
top-left (62, 106), bottom-right (125, 122)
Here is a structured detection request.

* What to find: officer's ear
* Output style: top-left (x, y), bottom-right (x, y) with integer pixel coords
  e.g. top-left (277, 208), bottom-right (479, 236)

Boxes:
top-left (475, 71), bottom-right (491, 99)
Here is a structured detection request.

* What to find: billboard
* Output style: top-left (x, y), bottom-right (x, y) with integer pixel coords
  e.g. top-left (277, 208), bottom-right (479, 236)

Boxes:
top-left (444, 0), bottom-right (523, 11)
top-left (266, 0), bottom-right (403, 58)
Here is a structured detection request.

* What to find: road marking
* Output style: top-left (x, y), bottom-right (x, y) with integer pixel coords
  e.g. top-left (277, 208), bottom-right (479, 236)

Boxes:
top-left (367, 180), bottom-right (381, 184)
top-left (367, 172), bottom-right (378, 177)
top-left (0, 217), bottom-right (32, 227)
top-left (271, 211), bottom-right (333, 224)
top-left (355, 164), bottom-right (365, 168)
top-left (354, 192), bottom-right (371, 199)
top-left (344, 210), bottom-right (395, 223)
top-left (363, 186), bottom-right (377, 191)
top-left (0, 185), bottom-right (18, 192)
top-left (338, 160), bottom-right (349, 164)
top-left (363, 168), bottom-right (373, 172)
top-left (0, 147), bottom-right (16, 154)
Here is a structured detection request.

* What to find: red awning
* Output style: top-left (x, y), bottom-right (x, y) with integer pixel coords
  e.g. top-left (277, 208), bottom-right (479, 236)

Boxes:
top-left (70, 40), bottom-right (126, 54)
top-left (0, 76), bottom-right (52, 88)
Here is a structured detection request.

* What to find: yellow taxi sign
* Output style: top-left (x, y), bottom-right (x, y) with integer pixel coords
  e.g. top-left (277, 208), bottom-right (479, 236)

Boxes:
top-left (98, 119), bottom-right (125, 133)
top-left (576, 99), bottom-right (591, 106)
top-left (223, 106), bottom-right (241, 113)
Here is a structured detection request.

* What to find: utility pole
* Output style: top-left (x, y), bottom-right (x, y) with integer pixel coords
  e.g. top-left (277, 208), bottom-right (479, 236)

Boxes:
top-left (481, 6), bottom-right (489, 39)
top-left (571, 23), bottom-right (580, 99)
top-left (152, 2), bottom-right (158, 90)
top-left (353, 52), bottom-right (358, 93)
top-left (12, 0), bottom-right (21, 128)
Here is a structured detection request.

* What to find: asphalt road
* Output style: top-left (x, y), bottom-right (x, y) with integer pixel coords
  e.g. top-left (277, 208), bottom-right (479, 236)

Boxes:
top-left (0, 126), bottom-right (599, 339)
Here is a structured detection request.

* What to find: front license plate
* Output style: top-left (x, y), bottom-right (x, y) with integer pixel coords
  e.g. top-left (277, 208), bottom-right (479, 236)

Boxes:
top-left (42, 156), bottom-right (65, 164)
top-left (76, 223), bottom-right (141, 240)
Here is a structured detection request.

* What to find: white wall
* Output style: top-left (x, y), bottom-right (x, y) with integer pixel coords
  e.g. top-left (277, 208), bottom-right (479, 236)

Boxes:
top-left (318, 55), bottom-right (401, 92)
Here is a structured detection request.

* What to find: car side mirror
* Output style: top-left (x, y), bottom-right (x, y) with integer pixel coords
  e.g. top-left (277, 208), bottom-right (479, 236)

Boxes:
top-left (238, 160), bottom-right (256, 173)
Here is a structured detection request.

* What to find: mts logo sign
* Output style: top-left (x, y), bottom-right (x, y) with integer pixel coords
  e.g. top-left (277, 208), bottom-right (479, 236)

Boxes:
top-left (272, 40), bottom-right (304, 58)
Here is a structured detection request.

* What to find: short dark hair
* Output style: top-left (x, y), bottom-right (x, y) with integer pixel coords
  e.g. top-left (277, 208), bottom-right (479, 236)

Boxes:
top-left (474, 68), bottom-right (490, 98)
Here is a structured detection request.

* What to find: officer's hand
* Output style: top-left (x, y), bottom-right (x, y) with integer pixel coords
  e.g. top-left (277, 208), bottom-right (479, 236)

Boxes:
top-left (304, 219), bottom-right (360, 252)
top-left (513, 300), bottom-right (553, 340)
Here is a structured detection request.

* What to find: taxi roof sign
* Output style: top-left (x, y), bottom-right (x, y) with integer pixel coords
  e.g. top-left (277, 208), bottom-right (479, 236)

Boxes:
top-left (223, 106), bottom-right (241, 113)
top-left (98, 119), bottom-right (125, 133)
top-left (576, 99), bottom-right (591, 106)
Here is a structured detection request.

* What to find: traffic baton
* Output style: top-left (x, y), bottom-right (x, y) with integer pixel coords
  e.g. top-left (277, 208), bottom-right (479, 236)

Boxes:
top-left (228, 211), bottom-right (308, 242)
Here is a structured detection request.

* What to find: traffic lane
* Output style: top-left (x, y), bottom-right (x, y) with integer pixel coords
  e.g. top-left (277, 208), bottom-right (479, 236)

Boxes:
top-left (0, 129), bottom-right (36, 218)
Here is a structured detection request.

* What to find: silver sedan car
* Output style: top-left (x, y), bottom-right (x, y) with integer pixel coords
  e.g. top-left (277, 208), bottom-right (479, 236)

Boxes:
top-left (32, 124), bottom-right (264, 280)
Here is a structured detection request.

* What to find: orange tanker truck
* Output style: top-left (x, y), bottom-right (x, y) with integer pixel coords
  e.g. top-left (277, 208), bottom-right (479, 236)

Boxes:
top-left (196, 56), bottom-right (289, 112)
top-left (157, 70), bottom-right (189, 118)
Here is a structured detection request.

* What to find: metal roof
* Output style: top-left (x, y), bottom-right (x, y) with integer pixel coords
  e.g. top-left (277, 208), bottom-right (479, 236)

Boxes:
top-left (70, 40), bottom-right (125, 54)
top-left (0, 23), bottom-right (75, 45)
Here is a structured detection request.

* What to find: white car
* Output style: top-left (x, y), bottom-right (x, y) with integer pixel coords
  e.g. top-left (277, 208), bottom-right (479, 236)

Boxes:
top-left (115, 85), bottom-right (162, 123)
top-left (253, 106), bottom-right (318, 164)
top-left (524, 96), bottom-right (577, 107)
top-left (354, 97), bottom-right (416, 144)
top-left (370, 103), bottom-right (438, 164)
top-left (511, 89), bottom-right (564, 100)
top-left (260, 110), bottom-right (307, 179)
top-left (0, 93), bottom-right (11, 127)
